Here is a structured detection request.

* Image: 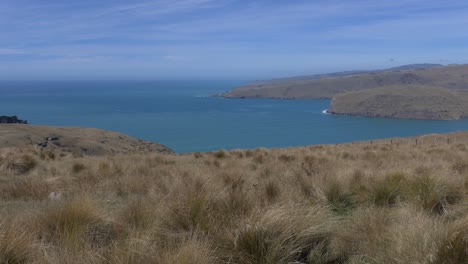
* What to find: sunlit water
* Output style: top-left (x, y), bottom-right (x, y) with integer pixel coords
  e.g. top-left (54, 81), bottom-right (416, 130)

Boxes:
top-left (2, 80), bottom-right (468, 153)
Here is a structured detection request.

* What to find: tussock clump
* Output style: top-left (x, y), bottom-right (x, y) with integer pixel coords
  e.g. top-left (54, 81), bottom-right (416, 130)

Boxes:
top-left (381, 207), bottom-right (448, 263)
top-left (294, 173), bottom-right (316, 199)
top-left (253, 153), bottom-right (265, 164)
top-left (454, 143), bottom-right (467, 151)
top-left (161, 178), bottom-right (211, 234)
top-left (331, 207), bottom-right (395, 262)
top-left (278, 154), bottom-right (295, 162)
top-left (407, 174), bottom-right (462, 214)
top-left (97, 161), bottom-right (112, 177)
top-left (452, 160), bottom-right (468, 174)
top-left (323, 180), bottom-right (354, 213)
top-left (145, 155), bottom-right (176, 166)
top-left (232, 150), bottom-right (245, 159)
top-left (193, 152), bottom-right (203, 159)
top-left (221, 172), bottom-right (245, 191)
top-left (212, 159), bottom-right (221, 168)
top-left (213, 150), bottom-right (227, 159)
top-left (114, 175), bottom-right (152, 197)
top-left (158, 236), bottom-right (218, 264)
top-left (37, 199), bottom-right (115, 250)
top-left (340, 151), bottom-right (355, 160)
top-left (245, 150), bottom-right (254, 157)
top-left (5, 155), bottom-right (37, 174)
top-left (163, 194), bottom-right (211, 235)
top-left (233, 205), bottom-right (333, 264)
top-left (39, 150), bottom-right (56, 160)
top-left (334, 206), bottom-right (448, 264)
top-left (0, 219), bottom-right (37, 264)
top-left (370, 172), bottom-right (407, 206)
top-left (435, 216), bottom-right (468, 263)
top-left (301, 155), bottom-right (332, 176)
top-left (0, 177), bottom-right (51, 200)
top-left (119, 199), bottom-right (155, 229)
top-left (348, 169), bottom-right (370, 202)
top-left (71, 162), bottom-right (86, 173)
top-left (264, 181), bottom-right (281, 202)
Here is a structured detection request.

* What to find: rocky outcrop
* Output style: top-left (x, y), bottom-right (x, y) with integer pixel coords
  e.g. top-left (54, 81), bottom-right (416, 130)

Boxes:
top-left (0, 116), bottom-right (28, 124)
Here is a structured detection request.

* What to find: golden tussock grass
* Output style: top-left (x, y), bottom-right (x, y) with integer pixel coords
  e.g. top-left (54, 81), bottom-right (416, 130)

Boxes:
top-left (0, 133), bottom-right (467, 263)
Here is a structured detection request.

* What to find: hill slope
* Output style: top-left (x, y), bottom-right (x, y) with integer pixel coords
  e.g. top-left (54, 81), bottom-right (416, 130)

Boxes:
top-left (221, 64), bottom-right (468, 99)
top-left (0, 132), bottom-right (467, 263)
top-left (0, 124), bottom-right (173, 155)
top-left (328, 85), bottom-right (468, 120)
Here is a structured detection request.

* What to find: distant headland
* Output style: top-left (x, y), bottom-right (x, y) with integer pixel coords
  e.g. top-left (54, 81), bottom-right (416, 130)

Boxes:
top-left (219, 64), bottom-right (468, 120)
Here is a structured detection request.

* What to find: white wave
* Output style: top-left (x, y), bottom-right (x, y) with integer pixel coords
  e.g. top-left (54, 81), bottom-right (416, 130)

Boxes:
top-left (322, 109), bottom-right (329, 114)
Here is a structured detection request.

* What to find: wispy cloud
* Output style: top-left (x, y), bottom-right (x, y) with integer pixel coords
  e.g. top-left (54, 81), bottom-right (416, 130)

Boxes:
top-left (1, 0), bottom-right (468, 79)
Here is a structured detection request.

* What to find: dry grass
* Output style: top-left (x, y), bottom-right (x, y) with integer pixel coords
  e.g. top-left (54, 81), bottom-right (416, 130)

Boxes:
top-left (0, 133), bottom-right (467, 263)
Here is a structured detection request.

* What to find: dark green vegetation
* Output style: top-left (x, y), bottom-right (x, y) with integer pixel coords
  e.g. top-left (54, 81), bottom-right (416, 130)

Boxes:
top-left (0, 116), bottom-right (27, 124)
top-left (221, 64), bottom-right (468, 120)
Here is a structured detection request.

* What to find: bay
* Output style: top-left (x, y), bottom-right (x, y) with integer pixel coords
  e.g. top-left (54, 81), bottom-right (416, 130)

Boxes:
top-left (1, 80), bottom-right (468, 153)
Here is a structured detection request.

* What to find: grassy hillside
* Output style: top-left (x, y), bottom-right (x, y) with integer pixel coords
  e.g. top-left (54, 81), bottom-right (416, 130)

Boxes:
top-left (0, 132), bottom-right (467, 263)
top-left (221, 64), bottom-right (468, 99)
top-left (0, 124), bottom-right (173, 156)
top-left (328, 85), bottom-right (468, 120)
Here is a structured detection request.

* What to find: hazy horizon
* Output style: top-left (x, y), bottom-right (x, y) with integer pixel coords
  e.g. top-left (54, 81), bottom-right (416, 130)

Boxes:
top-left (1, 0), bottom-right (468, 80)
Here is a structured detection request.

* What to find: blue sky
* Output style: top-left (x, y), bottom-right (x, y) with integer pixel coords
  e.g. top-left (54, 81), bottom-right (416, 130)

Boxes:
top-left (1, 0), bottom-right (468, 80)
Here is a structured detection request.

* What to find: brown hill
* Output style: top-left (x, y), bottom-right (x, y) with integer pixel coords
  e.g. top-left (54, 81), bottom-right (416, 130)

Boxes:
top-left (0, 124), bottom-right (173, 155)
top-left (221, 64), bottom-right (468, 99)
top-left (328, 85), bottom-right (468, 120)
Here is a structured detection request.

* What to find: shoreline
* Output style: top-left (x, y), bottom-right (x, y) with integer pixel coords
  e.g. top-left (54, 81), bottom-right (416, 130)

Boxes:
top-left (2, 123), bottom-right (467, 155)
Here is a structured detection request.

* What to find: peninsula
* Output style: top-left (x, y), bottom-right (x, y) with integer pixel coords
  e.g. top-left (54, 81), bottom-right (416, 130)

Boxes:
top-left (220, 64), bottom-right (468, 120)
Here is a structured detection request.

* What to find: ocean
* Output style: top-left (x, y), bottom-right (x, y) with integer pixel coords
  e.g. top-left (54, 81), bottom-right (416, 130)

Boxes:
top-left (2, 80), bottom-right (468, 153)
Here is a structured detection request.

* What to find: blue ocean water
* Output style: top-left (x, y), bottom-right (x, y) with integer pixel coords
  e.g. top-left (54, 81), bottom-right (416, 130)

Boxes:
top-left (1, 80), bottom-right (468, 153)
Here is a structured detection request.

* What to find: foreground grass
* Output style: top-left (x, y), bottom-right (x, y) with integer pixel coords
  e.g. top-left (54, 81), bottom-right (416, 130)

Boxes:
top-left (0, 133), bottom-right (467, 263)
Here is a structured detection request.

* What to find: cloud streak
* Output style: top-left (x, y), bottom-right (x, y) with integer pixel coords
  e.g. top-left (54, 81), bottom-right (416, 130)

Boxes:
top-left (1, 0), bottom-right (468, 79)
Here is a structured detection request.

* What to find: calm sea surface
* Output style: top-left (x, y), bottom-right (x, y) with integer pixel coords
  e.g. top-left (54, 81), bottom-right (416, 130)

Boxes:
top-left (2, 80), bottom-right (468, 153)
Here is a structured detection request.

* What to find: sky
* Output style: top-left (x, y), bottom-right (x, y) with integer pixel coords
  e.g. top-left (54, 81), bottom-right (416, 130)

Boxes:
top-left (1, 0), bottom-right (468, 80)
